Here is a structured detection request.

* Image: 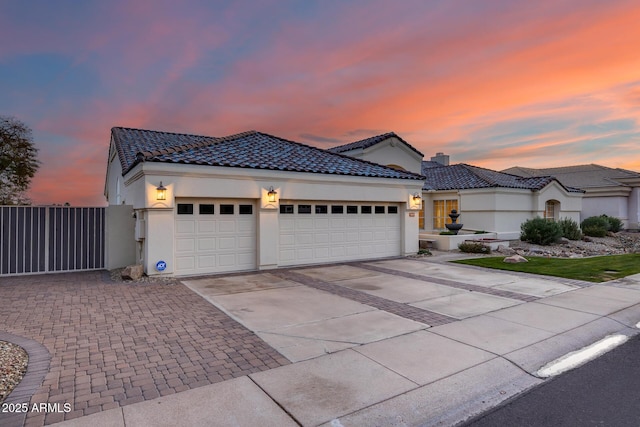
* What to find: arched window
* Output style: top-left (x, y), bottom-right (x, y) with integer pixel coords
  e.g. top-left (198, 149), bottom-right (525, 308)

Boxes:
top-left (545, 200), bottom-right (560, 221)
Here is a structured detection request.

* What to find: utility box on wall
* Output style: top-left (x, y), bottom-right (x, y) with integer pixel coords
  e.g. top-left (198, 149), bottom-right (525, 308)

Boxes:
top-left (135, 219), bottom-right (146, 241)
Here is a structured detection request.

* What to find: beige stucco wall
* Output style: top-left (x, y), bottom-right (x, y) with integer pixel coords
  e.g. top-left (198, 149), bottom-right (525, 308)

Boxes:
top-left (104, 204), bottom-right (136, 269)
top-left (339, 137), bottom-right (423, 174)
top-left (582, 195), bottom-right (629, 225)
top-left (421, 183), bottom-right (583, 239)
top-left (107, 162), bottom-right (423, 275)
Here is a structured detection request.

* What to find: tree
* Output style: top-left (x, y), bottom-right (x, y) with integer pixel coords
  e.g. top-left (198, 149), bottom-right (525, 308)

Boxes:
top-left (0, 116), bottom-right (39, 205)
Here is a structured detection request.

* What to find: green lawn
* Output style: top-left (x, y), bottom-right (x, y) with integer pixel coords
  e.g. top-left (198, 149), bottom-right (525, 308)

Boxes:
top-left (452, 254), bottom-right (640, 282)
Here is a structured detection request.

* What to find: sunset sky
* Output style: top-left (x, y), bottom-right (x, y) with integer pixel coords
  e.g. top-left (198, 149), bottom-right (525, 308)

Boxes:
top-left (2, 0), bottom-right (639, 205)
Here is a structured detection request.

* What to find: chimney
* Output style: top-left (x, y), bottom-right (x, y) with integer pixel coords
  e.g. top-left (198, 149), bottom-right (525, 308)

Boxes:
top-left (431, 152), bottom-right (449, 166)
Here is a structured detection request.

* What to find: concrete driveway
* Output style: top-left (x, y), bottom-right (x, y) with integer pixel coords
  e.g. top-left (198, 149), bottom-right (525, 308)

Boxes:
top-left (181, 259), bottom-right (579, 362)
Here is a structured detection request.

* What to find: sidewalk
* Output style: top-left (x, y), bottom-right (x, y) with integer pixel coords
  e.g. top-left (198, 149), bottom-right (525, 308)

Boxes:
top-left (52, 270), bottom-right (640, 427)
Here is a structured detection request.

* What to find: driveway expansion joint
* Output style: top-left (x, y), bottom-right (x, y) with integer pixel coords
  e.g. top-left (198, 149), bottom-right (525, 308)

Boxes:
top-left (355, 262), bottom-right (540, 302)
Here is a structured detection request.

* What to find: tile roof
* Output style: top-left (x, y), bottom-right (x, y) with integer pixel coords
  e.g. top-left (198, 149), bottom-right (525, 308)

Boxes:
top-left (421, 162), bottom-right (583, 192)
top-left (503, 164), bottom-right (640, 188)
top-left (111, 127), bottom-right (424, 180)
top-left (328, 132), bottom-right (424, 157)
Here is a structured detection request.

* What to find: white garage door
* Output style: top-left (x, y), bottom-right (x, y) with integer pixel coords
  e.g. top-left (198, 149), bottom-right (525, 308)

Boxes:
top-left (174, 199), bottom-right (256, 275)
top-left (279, 202), bottom-right (401, 266)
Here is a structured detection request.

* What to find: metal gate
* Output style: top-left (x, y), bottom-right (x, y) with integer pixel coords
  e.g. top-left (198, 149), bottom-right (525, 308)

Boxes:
top-left (0, 206), bottom-right (105, 276)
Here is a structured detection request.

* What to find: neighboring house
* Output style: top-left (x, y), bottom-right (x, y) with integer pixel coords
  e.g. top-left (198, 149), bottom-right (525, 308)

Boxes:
top-left (504, 165), bottom-right (640, 229)
top-left (104, 127), bottom-right (424, 276)
top-left (420, 161), bottom-right (584, 239)
top-left (328, 132), bottom-right (424, 174)
top-left (329, 134), bottom-right (584, 240)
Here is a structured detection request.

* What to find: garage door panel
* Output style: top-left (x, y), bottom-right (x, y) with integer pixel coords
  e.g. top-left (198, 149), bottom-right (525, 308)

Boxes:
top-left (280, 249), bottom-right (295, 262)
top-left (176, 238), bottom-right (195, 252)
top-left (238, 236), bottom-right (254, 249)
top-left (314, 218), bottom-right (329, 229)
top-left (347, 232), bottom-right (359, 242)
top-left (219, 253), bottom-right (236, 267)
top-left (198, 237), bottom-right (216, 251)
top-left (314, 247), bottom-right (329, 259)
top-left (218, 237), bottom-right (236, 250)
top-left (218, 220), bottom-right (236, 233)
top-left (331, 218), bottom-right (345, 228)
top-left (360, 231), bottom-right (374, 241)
top-left (296, 233), bottom-right (314, 245)
top-left (176, 256), bottom-right (195, 270)
top-left (197, 255), bottom-right (216, 269)
top-left (359, 218), bottom-right (373, 227)
top-left (314, 233), bottom-right (329, 244)
top-left (176, 220), bottom-right (195, 234)
top-left (346, 245), bottom-right (360, 256)
top-left (237, 219), bottom-right (254, 232)
top-left (331, 232), bottom-right (345, 243)
top-left (198, 220), bottom-right (216, 233)
top-left (280, 234), bottom-right (295, 245)
top-left (297, 218), bottom-right (314, 229)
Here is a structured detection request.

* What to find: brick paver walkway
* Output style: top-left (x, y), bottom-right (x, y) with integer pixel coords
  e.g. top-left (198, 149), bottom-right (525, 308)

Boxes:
top-left (0, 272), bottom-right (289, 426)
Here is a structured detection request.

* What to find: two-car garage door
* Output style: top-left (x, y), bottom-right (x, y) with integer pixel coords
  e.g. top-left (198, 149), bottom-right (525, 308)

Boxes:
top-left (279, 201), bottom-right (401, 266)
top-left (174, 198), bottom-right (402, 275)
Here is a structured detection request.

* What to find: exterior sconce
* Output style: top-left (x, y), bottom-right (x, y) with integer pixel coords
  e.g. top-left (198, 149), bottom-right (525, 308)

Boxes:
top-left (267, 186), bottom-right (277, 203)
top-left (156, 181), bottom-right (167, 200)
top-left (412, 192), bottom-right (422, 201)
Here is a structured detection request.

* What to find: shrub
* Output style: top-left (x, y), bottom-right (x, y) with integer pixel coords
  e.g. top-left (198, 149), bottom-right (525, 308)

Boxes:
top-left (580, 215), bottom-right (622, 237)
top-left (582, 225), bottom-right (607, 238)
top-left (520, 217), bottom-right (563, 245)
top-left (458, 241), bottom-right (491, 254)
top-left (558, 217), bottom-right (582, 240)
top-left (603, 215), bottom-right (623, 232)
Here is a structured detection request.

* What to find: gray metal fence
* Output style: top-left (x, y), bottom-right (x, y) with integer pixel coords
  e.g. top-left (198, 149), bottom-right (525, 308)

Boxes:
top-left (0, 206), bottom-right (105, 276)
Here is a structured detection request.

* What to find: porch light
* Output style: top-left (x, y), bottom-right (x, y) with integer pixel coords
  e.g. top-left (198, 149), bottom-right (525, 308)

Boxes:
top-left (156, 181), bottom-right (167, 200)
top-left (267, 186), bottom-right (277, 203)
top-left (412, 192), bottom-right (422, 201)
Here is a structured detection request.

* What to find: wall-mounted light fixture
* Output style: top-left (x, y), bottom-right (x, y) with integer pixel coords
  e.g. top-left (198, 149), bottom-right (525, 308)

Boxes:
top-left (267, 186), bottom-right (277, 203)
top-left (156, 181), bottom-right (167, 200)
top-left (412, 192), bottom-right (422, 201)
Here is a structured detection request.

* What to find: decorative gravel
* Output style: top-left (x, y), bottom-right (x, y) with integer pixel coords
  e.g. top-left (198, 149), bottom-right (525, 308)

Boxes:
top-left (0, 341), bottom-right (28, 403)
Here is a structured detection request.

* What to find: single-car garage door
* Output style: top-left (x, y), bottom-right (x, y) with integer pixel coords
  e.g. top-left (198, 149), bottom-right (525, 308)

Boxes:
top-left (279, 201), bottom-right (401, 266)
top-left (174, 198), bottom-right (256, 275)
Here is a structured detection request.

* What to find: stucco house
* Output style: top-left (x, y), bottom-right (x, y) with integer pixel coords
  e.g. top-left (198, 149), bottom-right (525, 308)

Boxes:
top-left (104, 127), bottom-right (424, 276)
top-left (420, 161), bottom-right (584, 239)
top-left (330, 134), bottom-right (584, 240)
top-left (504, 165), bottom-right (640, 229)
top-left (328, 132), bottom-right (424, 174)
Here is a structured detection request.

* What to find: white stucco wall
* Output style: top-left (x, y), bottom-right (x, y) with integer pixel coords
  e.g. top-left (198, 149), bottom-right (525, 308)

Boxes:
top-left (107, 162), bottom-right (423, 275)
top-left (339, 137), bottom-right (423, 174)
top-left (582, 196), bottom-right (628, 224)
top-left (421, 183), bottom-right (583, 240)
top-left (629, 188), bottom-right (640, 229)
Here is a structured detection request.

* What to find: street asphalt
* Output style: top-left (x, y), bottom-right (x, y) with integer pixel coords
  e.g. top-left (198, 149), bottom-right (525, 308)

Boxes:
top-left (462, 333), bottom-right (640, 427)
